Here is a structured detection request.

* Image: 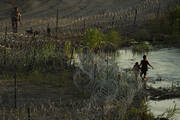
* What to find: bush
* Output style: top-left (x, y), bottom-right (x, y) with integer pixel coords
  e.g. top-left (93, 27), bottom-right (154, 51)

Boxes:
top-left (105, 30), bottom-right (122, 47)
top-left (83, 29), bottom-right (105, 49)
top-left (83, 29), bottom-right (123, 52)
top-left (132, 42), bottom-right (152, 53)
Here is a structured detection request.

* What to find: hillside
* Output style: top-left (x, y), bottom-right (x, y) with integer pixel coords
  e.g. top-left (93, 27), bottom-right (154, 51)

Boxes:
top-left (0, 0), bottom-right (178, 33)
top-left (0, 0), bottom-right (140, 18)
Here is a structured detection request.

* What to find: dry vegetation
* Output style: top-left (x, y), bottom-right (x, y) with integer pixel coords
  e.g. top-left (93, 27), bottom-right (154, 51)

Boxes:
top-left (0, 0), bottom-right (179, 119)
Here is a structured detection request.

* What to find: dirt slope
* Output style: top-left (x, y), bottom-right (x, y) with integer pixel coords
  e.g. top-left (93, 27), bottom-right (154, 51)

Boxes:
top-left (0, 0), bottom-right (177, 33)
top-left (0, 0), bottom-right (140, 19)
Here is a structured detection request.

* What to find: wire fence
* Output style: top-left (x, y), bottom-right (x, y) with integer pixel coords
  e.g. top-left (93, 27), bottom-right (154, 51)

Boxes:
top-left (0, 0), bottom-right (178, 36)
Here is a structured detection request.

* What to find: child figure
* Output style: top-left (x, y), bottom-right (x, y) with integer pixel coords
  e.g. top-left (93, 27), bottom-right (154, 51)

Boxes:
top-left (132, 62), bottom-right (141, 80)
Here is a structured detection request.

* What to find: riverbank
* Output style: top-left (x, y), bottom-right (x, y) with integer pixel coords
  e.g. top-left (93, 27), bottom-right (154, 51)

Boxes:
top-left (0, 32), bottom-right (180, 119)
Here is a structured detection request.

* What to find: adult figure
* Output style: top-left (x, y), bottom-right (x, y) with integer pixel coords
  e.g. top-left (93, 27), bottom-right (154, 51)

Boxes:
top-left (11, 7), bottom-right (21, 33)
top-left (140, 55), bottom-right (153, 89)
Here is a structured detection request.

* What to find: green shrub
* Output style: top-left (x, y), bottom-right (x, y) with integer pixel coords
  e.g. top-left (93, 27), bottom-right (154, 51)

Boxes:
top-left (105, 30), bottom-right (122, 47)
top-left (83, 29), bottom-right (105, 49)
top-left (132, 42), bottom-right (152, 53)
top-left (83, 29), bottom-right (123, 52)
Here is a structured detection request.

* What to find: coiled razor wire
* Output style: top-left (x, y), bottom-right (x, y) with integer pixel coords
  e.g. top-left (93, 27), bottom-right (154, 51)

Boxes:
top-left (73, 50), bottom-right (143, 119)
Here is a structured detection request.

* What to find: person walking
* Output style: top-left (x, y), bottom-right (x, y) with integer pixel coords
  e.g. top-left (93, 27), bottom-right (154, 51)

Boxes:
top-left (11, 7), bottom-right (22, 33)
top-left (140, 55), bottom-right (153, 89)
top-left (132, 62), bottom-right (141, 80)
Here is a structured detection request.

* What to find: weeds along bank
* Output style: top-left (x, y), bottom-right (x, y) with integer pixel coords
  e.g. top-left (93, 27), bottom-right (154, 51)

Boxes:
top-left (0, 29), bottom-right (126, 74)
top-left (0, 31), bottom-right (157, 119)
top-left (0, 30), bottom-right (177, 120)
top-left (0, 47), bottom-right (148, 120)
top-left (0, 28), bottom-right (134, 88)
top-left (0, 44), bottom-right (174, 119)
top-left (0, 32), bottom-right (77, 89)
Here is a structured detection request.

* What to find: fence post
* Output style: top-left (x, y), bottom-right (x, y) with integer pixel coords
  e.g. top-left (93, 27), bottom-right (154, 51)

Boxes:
top-left (0, 23), bottom-right (2, 31)
top-left (3, 108), bottom-right (6, 120)
top-left (56, 8), bottom-right (59, 38)
top-left (157, 0), bottom-right (161, 18)
top-left (94, 63), bottom-right (97, 81)
top-left (32, 36), bottom-right (36, 67)
top-left (106, 55), bottom-right (109, 81)
top-left (4, 26), bottom-right (7, 65)
top-left (27, 107), bottom-right (31, 120)
top-left (112, 15), bottom-right (115, 28)
top-left (134, 9), bottom-right (137, 25)
top-left (83, 19), bottom-right (86, 32)
top-left (47, 24), bottom-right (51, 37)
top-left (14, 73), bottom-right (17, 109)
top-left (70, 40), bottom-right (74, 66)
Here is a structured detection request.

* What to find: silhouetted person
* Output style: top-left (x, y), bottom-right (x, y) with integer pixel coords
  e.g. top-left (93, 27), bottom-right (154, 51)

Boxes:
top-left (140, 55), bottom-right (153, 89)
top-left (11, 7), bottom-right (21, 33)
top-left (140, 55), bottom-right (153, 79)
top-left (132, 62), bottom-right (141, 80)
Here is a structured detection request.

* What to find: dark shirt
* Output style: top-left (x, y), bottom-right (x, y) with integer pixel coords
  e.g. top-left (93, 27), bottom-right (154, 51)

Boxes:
top-left (141, 60), bottom-right (149, 71)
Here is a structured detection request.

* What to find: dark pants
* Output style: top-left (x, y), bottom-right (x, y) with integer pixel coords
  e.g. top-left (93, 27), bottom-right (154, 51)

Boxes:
top-left (140, 70), bottom-right (147, 78)
top-left (140, 70), bottom-right (147, 89)
top-left (12, 18), bottom-right (18, 33)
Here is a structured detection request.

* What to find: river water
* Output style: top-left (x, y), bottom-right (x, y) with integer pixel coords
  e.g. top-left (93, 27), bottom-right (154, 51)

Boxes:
top-left (115, 48), bottom-right (180, 119)
top-left (116, 48), bottom-right (180, 87)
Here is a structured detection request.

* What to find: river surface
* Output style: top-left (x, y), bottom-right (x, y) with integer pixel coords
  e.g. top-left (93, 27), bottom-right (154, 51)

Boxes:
top-left (116, 48), bottom-right (180, 88)
top-left (148, 99), bottom-right (180, 119)
top-left (115, 48), bottom-right (180, 119)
